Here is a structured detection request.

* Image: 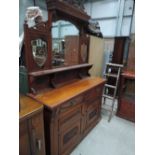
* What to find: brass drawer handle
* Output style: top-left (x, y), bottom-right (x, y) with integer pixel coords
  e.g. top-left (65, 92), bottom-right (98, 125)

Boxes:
top-left (61, 100), bottom-right (77, 111)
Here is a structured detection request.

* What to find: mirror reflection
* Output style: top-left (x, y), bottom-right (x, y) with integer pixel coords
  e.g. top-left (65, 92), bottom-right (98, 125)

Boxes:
top-left (80, 43), bottom-right (88, 62)
top-left (52, 20), bottom-right (79, 67)
top-left (31, 39), bottom-right (47, 68)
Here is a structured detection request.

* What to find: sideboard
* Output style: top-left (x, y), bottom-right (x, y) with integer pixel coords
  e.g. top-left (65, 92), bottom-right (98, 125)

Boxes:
top-left (29, 77), bottom-right (106, 155)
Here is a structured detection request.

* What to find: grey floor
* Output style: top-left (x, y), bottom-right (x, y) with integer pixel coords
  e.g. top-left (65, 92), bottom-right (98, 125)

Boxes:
top-left (71, 109), bottom-right (135, 155)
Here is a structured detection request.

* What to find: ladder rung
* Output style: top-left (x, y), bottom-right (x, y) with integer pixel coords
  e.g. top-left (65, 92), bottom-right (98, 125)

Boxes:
top-left (104, 84), bottom-right (116, 89)
top-left (102, 94), bottom-right (114, 100)
top-left (106, 63), bottom-right (124, 68)
top-left (104, 73), bottom-right (118, 78)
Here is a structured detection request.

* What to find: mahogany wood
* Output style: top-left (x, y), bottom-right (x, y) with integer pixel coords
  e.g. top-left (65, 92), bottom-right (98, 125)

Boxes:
top-left (23, 0), bottom-right (91, 93)
top-left (117, 71), bottom-right (135, 122)
top-left (65, 36), bottom-right (79, 65)
top-left (29, 64), bottom-right (92, 77)
top-left (46, 0), bottom-right (90, 23)
top-left (28, 64), bottom-right (92, 93)
top-left (28, 77), bottom-right (106, 155)
top-left (19, 95), bottom-right (46, 155)
top-left (112, 37), bottom-right (128, 64)
top-left (24, 22), bottom-right (52, 73)
top-left (21, 1), bottom-right (106, 155)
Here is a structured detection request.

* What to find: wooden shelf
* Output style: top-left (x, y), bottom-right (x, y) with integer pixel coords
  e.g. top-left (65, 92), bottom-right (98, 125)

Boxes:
top-left (122, 71), bottom-right (135, 79)
top-left (29, 63), bottom-right (92, 77)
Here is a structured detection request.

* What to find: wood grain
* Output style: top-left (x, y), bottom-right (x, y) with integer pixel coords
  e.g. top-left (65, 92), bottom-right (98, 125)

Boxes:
top-left (31, 77), bottom-right (106, 109)
top-left (19, 95), bottom-right (43, 121)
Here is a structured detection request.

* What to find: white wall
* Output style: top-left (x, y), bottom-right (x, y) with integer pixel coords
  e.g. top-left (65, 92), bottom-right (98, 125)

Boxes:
top-left (84, 0), bottom-right (135, 37)
top-left (19, 0), bottom-right (135, 37)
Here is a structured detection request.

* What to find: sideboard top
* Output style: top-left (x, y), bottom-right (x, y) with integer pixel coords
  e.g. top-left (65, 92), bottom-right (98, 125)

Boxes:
top-left (19, 95), bottom-right (43, 121)
top-left (31, 77), bottom-right (106, 109)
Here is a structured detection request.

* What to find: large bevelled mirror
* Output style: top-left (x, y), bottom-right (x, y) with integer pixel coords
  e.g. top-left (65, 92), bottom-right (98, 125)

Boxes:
top-left (52, 20), bottom-right (79, 67)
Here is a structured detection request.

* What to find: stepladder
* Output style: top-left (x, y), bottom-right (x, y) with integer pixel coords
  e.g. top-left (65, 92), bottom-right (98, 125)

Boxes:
top-left (102, 63), bottom-right (123, 122)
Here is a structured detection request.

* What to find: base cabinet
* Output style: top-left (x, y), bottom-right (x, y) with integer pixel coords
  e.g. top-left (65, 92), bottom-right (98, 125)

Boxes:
top-left (20, 112), bottom-right (46, 155)
top-left (20, 121), bottom-right (31, 155)
top-left (43, 84), bottom-right (104, 155)
top-left (19, 95), bottom-right (46, 155)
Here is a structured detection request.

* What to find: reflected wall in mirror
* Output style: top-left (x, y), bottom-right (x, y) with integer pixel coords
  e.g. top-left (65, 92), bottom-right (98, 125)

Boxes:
top-left (52, 20), bottom-right (79, 67)
top-left (80, 43), bottom-right (87, 63)
top-left (31, 39), bottom-right (47, 68)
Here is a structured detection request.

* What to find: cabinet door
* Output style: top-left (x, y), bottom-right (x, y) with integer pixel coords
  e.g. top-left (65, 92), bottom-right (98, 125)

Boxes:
top-left (85, 99), bottom-right (101, 131)
top-left (84, 85), bottom-right (103, 103)
top-left (59, 118), bottom-right (82, 155)
top-left (19, 121), bottom-right (31, 155)
top-left (59, 102), bottom-right (82, 155)
top-left (29, 113), bottom-right (46, 155)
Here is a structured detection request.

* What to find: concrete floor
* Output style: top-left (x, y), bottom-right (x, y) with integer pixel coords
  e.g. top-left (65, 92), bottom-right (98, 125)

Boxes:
top-left (71, 112), bottom-right (135, 155)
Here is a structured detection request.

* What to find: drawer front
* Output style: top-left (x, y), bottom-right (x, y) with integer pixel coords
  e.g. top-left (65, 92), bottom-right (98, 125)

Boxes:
top-left (84, 85), bottom-right (103, 102)
top-left (86, 99), bottom-right (101, 130)
top-left (58, 97), bottom-right (83, 155)
top-left (29, 113), bottom-right (46, 155)
top-left (19, 121), bottom-right (31, 155)
top-left (60, 95), bottom-right (83, 114)
top-left (59, 101), bottom-right (82, 131)
top-left (59, 118), bottom-right (81, 155)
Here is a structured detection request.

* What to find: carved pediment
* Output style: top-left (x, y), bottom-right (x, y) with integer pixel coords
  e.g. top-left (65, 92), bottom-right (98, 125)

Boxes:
top-left (62, 0), bottom-right (85, 11)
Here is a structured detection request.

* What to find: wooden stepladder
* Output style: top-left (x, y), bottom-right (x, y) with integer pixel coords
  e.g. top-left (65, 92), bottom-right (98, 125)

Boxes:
top-left (102, 63), bottom-right (123, 122)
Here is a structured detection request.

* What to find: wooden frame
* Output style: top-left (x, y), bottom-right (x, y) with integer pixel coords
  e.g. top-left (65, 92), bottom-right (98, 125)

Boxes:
top-left (22, 0), bottom-right (92, 94)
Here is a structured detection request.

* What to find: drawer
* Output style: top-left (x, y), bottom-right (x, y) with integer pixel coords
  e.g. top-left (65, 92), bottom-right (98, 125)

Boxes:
top-left (59, 103), bottom-right (82, 129)
top-left (60, 95), bottom-right (83, 114)
top-left (84, 85), bottom-right (103, 102)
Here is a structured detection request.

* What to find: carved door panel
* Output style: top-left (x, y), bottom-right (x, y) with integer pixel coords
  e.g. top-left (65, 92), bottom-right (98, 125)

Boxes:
top-left (85, 99), bottom-right (100, 131)
top-left (19, 121), bottom-right (31, 155)
top-left (59, 119), bottom-right (81, 155)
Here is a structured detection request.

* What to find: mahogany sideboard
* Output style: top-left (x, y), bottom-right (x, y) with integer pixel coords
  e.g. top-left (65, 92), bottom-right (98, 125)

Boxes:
top-left (29, 77), bottom-right (106, 155)
top-left (19, 95), bottom-right (46, 155)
